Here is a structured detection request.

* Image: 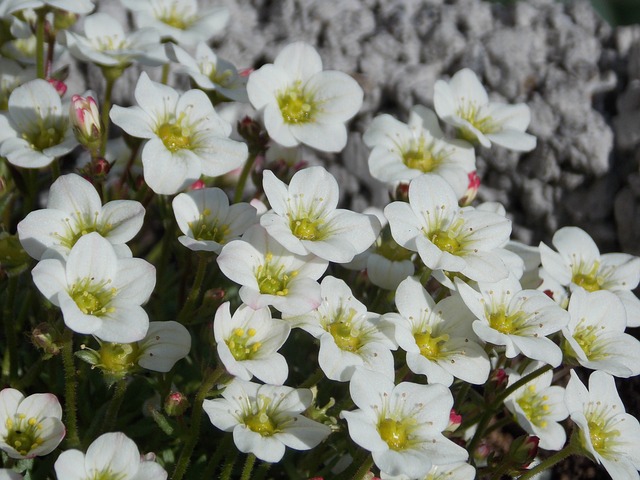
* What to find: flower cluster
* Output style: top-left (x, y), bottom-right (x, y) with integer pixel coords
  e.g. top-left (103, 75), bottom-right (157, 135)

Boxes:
top-left (0, 1), bottom-right (639, 480)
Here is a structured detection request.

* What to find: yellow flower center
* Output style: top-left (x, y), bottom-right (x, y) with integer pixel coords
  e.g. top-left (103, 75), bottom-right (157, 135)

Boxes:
top-left (430, 230), bottom-right (461, 254)
top-left (244, 397), bottom-right (277, 437)
top-left (226, 327), bottom-right (261, 361)
top-left (456, 101), bottom-right (498, 138)
top-left (68, 278), bottom-right (117, 316)
top-left (158, 122), bottom-right (191, 152)
top-left (488, 308), bottom-right (526, 335)
top-left (571, 262), bottom-right (601, 292)
top-left (414, 329), bottom-right (449, 360)
top-left (516, 385), bottom-right (550, 428)
top-left (291, 217), bottom-right (323, 241)
top-left (402, 137), bottom-right (442, 173)
top-left (4, 415), bottom-right (45, 457)
top-left (277, 83), bottom-right (316, 124)
top-left (188, 209), bottom-right (230, 243)
top-left (54, 211), bottom-right (114, 251)
top-left (378, 418), bottom-right (409, 450)
top-left (22, 125), bottom-right (67, 152)
top-left (98, 342), bottom-right (140, 376)
top-left (256, 253), bottom-right (298, 296)
top-left (328, 320), bottom-right (361, 352)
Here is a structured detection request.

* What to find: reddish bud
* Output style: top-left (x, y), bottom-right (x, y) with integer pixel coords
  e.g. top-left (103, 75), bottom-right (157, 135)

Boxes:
top-left (445, 408), bottom-right (463, 432)
top-left (189, 179), bottom-right (206, 190)
top-left (459, 171), bottom-right (481, 206)
top-left (48, 78), bottom-right (67, 96)
top-left (164, 391), bottom-right (190, 416)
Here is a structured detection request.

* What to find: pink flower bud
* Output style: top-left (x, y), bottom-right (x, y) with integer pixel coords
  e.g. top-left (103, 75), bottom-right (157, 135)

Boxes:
top-left (459, 171), bottom-right (481, 206)
top-left (445, 408), bottom-right (463, 432)
top-left (47, 78), bottom-right (67, 96)
top-left (188, 179), bottom-right (206, 190)
top-left (70, 95), bottom-right (101, 144)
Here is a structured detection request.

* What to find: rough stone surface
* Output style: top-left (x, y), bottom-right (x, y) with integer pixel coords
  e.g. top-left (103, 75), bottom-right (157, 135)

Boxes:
top-left (91, 0), bottom-right (640, 255)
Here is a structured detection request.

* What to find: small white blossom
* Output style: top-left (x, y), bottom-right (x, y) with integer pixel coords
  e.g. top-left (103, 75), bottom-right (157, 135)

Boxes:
top-left (247, 41), bottom-right (363, 152)
top-left (565, 370), bottom-right (640, 479)
top-left (172, 187), bottom-right (257, 253)
top-left (217, 224), bottom-right (328, 315)
top-left (341, 368), bottom-right (468, 479)
top-left (380, 461), bottom-right (476, 480)
top-left (456, 274), bottom-right (569, 366)
top-left (136, 321), bottom-right (191, 372)
top-left (0, 388), bottom-right (65, 460)
top-left (31, 232), bottom-right (155, 343)
top-left (261, 166), bottom-right (381, 263)
top-left (3, 0), bottom-right (94, 15)
top-left (203, 379), bottom-right (331, 463)
top-left (0, 58), bottom-right (36, 111)
top-left (433, 68), bottom-right (536, 151)
top-left (386, 276), bottom-right (490, 386)
top-left (504, 362), bottom-right (569, 450)
top-left (0, 79), bottom-right (76, 168)
top-left (54, 431), bottom-right (167, 479)
top-left (214, 302), bottom-right (291, 385)
top-left (110, 72), bottom-right (247, 195)
top-left (18, 173), bottom-right (145, 260)
top-left (363, 105), bottom-right (476, 198)
top-left (539, 226), bottom-right (640, 327)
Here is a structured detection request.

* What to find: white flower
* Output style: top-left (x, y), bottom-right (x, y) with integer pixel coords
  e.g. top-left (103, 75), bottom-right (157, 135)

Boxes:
top-left (0, 58), bottom-right (36, 111)
top-left (261, 166), bottom-right (381, 263)
top-left (172, 187), bottom-right (257, 253)
top-left (456, 274), bottom-right (569, 366)
top-left (31, 232), bottom-right (155, 343)
top-left (17, 173), bottom-right (145, 260)
top-left (136, 321), bottom-right (191, 372)
top-left (341, 368), bottom-right (468, 479)
top-left (3, 0), bottom-right (94, 15)
top-left (504, 362), bottom-right (568, 450)
top-left (0, 388), bottom-right (65, 459)
top-left (110, 72), bottom-right (247, 195)
top-left (433, 68), bottom-right (536, 151)
top-left (167, 42), bottom-right (248, 102)
top-left (214, 302), bottom-right (290, 385)
top-left (565, 370), bottom-right (640, 479)
top-left (0, 470), bottom-right (22, 480)
top-left (247, 41), bottom-right (363, 152)
top-left (380, 461), bottom-right (476, 480)
top-left (385, 276), bottom-right (490, 387)
top-left (539, 226), bottom-right (640, 327)
top-left (285, 276), bottom-right (397, 382)
top-left (563, 289), bottom-right (640, 378)
top-left (385, 174), bottom-right (512, 284)
top-left (363, 105), bottom-right (476, 198)
top-left (217, 224), bottom-right (328, 315)
top-left (62, 12), bottom-right (165, 68)
top-left (0, 79), bottom-right (76, 168)
top-left (203, 379), bottom-right (331, 463)
top-left (120, 0), bottom-right (229, 47)
top-left (54, 431), bottom-right (167, 480)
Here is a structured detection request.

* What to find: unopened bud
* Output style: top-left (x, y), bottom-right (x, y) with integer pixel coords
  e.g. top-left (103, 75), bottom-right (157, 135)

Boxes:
top-left (189, 179), bottom-right (206, 190)
top-left (52, 9), bottom-right (78, 31)
top-left (459, 171), bottom-right (481, 207)
top-left (31, 323), bottom-right (62, 359)
top-left (164, 391), bottom-right (190, 416)
top-left (70, 94), bottom-right (101, 152)
top-left (508, 435), bottom-right (539, 469)
top-left (92, 157), bottom-right (111, 177)
top-left (445, 409), bottom-right (462, 432)
top-left (392, 182), bottom-right (410, 203)
top-left (48, 78), bottom-right (67, 97)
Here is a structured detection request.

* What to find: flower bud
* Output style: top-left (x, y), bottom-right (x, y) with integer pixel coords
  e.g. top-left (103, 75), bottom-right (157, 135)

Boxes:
top-left (391, 181), bottom-right (410, 203)
top-left (47, 78), bottom-right (67, 97)
top-left (70, 94), bottom-right (101, 153)
top-left (445, 409), bottom-right (462, 433)
top-left (91, 157), bottom-right (111, 177)
top-left (189, 179), bottom-right (206, 190)
top-left (459, 171), bottom-right (481, 207)
top-left (164, 391), bottom-right (190, 417)
top-left (508, 435), bottom-right (539, 470)
top-left (31, 323), bottom-right (62, 359)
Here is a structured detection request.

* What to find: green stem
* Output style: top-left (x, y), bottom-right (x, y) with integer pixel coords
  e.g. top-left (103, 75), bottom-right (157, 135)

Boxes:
top-left (240, 453), bottom-right (256, 480)
top-left (161, 63), bottom-right (171, 84)
top-left (517, 444), bottom-right (578, 480)
top-left (177, 254), bottom-right (210, 324)
top-left (35, 10), bottom-right (46, 79)
top-left (3, 277), bottom-right (18, 384)
top-left (202, 434), bottom-right (232, 478)
top-left (100, 72), bottom-right (119, 157)
top-left (62, 329), bottom-right (80, 447)
top-left (51, 158), bottom-right (61, 180)
top-left (220, 444), bottom-right (239, 480)
top-left (299, 367), bottom-right (324, 389)
top-left (102, 379), bottom-right (128, 433)
top-left (349, 452), bottom-right (373, 480)
top-left (172, 366), bottom-right (225, 480)
top-left (233, 150), bottom-right (259, 204)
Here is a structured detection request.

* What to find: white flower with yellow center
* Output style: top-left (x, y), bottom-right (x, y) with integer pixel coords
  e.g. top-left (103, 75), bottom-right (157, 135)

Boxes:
top-left (341, 368), bottom-right (468, 479)
top-left (54, 431), bottom-right (167, 480)
top-left (217, 224), bottom-right (328, 315)
top-left (285, 276), bottom-right (397, 382)
top-left (120, 0), bottom-right (229, 47)
top-left (539, 226), bottom-right (640, 327)
top-left (0, 79), bottom-right (77, 168)
top-left (214, 302), bottom-right (291, 385)
top-left (261, 166), bottom-right (381, 263)
top-left (203, 379), bottom-right (331, 463)
top-left (62, 12), bottom-right (165, 68)
top-left (364, 105), bottom-right (476, 198)
top-left (565, 370), bottom-right (640, 479)
top-left (172, 187), bottom-right (257, 253)
top-left (433, 68), bottom-right (536, 152)
top-left (385, 276), bottom-right (490, 387)
top-left (31, 232), bottom-right (155, 343)
top-left (504, 362), bottom-right (568, 451)
top-left (167, 42), bottom-right (248, 102)
top-left (380, 461), bottom-right (476, 480)
top-left (563, 289), bottom-right (640, 378)
top-left (3, 0), bottom-right (94, 15)
top-left (110, 72), bottom-right (248, 195)
top-left (0, 388), bottom-right (65, 460)
top-left (385, 174), bottom-right (512, 283)
top-left (17, 173), bottom-right (145, 260)
top-left (456, 274), bottom-right (569, 366)
top-left (247, 41), bottom-right (363, 152)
